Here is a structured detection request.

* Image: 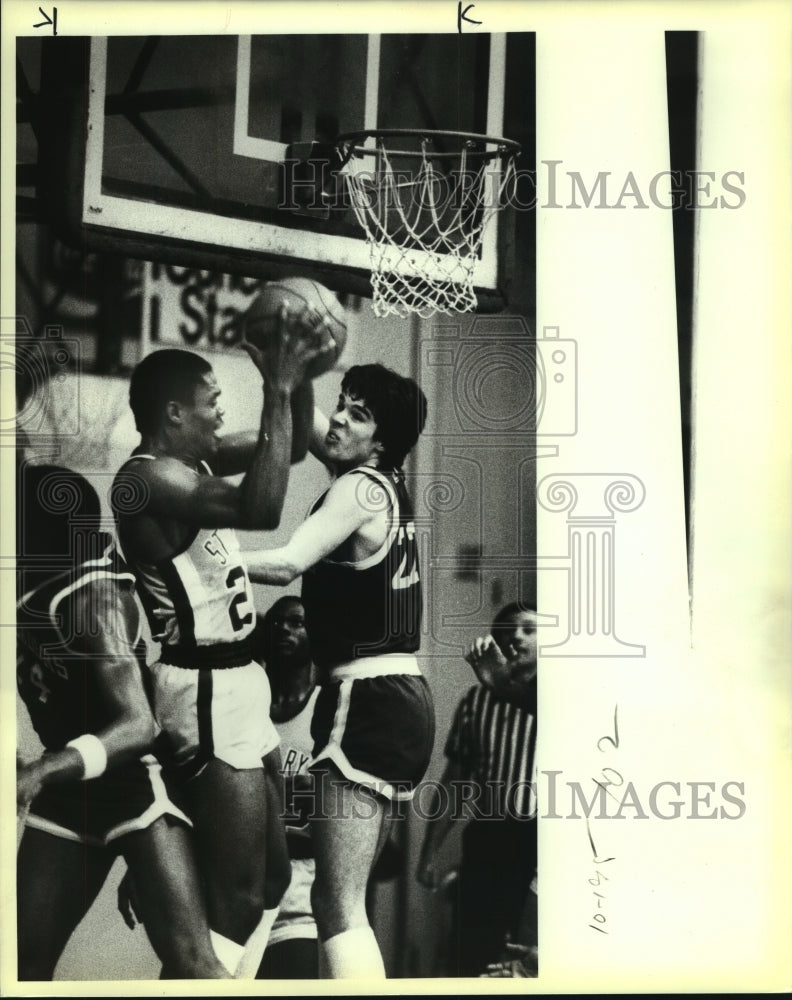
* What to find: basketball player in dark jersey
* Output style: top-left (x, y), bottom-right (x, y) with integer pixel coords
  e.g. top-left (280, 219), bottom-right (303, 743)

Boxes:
top-left (111, 310), bottom-right (329, 975)
top-left (245, 362), bottom-right (434, 978)
top-left (16, 464), bottom-right (227, 980)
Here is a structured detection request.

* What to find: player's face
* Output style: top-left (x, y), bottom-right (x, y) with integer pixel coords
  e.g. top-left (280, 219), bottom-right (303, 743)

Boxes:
top-left (181, 373), bottom-right (224, 457)
top-left (271, 600), bottom-right (309, 661)
top-left (324, 392), bottom-right (383, 471)
top-left (494, 611), bottom-right (538, 690)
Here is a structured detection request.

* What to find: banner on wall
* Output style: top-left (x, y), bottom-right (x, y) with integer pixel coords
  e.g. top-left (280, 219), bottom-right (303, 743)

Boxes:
top-left (140, 262), bottom-right (262, 352)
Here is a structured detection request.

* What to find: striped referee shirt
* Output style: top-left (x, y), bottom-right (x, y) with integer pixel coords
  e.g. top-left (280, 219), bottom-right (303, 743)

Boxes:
top-left (445, 684), bottom-right (537, 820)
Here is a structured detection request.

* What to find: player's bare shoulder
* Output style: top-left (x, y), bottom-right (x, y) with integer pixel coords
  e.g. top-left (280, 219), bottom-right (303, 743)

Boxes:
top-left (326, 468), bottom-right (394, 562)
top-left (116, 453), bottom-right (199, 504)
top-left (112, 455), bottom-right (198, 562)
top-left (353, 467), bottom-right (396, 511)
top-left (322, 468), bottom-right (393, 532)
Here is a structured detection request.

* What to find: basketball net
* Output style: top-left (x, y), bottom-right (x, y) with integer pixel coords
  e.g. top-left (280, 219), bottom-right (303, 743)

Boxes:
top-left (339, 134), bottom-right (519, 319)
top-left (27, 373), bottom-right (132, 472)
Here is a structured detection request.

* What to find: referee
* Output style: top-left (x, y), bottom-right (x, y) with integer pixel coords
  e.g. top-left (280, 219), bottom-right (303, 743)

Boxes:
top-left (417, 603), bottom-right (538, 977)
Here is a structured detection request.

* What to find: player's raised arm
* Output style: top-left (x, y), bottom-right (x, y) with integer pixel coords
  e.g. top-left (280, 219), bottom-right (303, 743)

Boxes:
top-left (238, 321), bottom-right (312, 528)
top-left (245, 473), bottom-right (383, 585)
top-left (119, 451), bottom-right (312, 531)
top-left (215, 377), bottom-right (315, 473)
top-left (17, 582), bottom-right (155, 811)
top-left (308, 404), bottom-right (332, 467)
top-left (288, 379), bottom-right (315, 464)
top-left (211, 397), bottom-right (316, 470)
top-left (206, 428), bottom-right (257, 474)
top-left (212, 306), bottom-right (330, 473)
top-left (231, 306), bottom-right (331, 527)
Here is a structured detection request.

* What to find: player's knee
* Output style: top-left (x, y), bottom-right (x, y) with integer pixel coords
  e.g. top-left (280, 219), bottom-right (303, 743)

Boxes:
top-left (207, 878), bottom-right (267, 943)
top-left (310, 877), bottom-right (365, 936)
top-left (264, 854), bottom-right (292, 909)
top-left (235, 883), bottom-right (270, 941)
top-left (310, 878), bottom-right (331, 928)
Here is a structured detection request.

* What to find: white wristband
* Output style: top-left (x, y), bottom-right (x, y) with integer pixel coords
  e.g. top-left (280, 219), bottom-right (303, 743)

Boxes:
top-left (66, 734), bottom-right (107, 780)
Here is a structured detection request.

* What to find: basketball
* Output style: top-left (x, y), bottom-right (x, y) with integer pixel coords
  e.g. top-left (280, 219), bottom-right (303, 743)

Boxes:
top-left (243, 277), bottom-right (348, 380)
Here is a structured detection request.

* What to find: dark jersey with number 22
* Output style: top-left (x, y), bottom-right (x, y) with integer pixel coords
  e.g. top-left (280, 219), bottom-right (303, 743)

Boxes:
top-left (302, 467), bottom-right (422, 670)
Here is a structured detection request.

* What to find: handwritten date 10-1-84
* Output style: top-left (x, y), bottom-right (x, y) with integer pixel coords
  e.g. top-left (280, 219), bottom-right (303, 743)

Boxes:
top-left (587, 704), bottom-right (620, 935)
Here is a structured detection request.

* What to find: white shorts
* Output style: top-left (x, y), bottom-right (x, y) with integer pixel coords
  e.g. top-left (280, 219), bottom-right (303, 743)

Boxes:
top-left (269, 857), bottom-right (317, 946)
top-left (149, 660), bottom-right (280, 777)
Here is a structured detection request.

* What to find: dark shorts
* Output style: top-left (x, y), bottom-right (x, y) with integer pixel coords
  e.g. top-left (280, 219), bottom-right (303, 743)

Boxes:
top-left (25, 754), bottom-right (191, 849)
top-left (309, 665), bottom-right (435, 801)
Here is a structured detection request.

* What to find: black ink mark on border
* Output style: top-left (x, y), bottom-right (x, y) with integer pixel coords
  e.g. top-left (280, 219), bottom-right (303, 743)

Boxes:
top-left (597, 703), bottom-right (619, 752)
top-left (457, 2), bottom-right (482, 33)
top-left (33, 6), bottom-right (57, 35)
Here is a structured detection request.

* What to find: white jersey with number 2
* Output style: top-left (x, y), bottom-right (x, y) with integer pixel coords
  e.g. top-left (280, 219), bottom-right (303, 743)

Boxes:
top-left (119, 456), bottom-right (256, 649)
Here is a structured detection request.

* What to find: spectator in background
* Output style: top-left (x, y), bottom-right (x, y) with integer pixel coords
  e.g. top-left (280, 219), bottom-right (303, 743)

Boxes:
top-left (251, 596), bottom-right (320, 980)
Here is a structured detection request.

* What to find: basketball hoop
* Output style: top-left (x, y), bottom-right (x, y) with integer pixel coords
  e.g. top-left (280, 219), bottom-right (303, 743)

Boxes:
top-left (335, 129), bottom-right (521, 319)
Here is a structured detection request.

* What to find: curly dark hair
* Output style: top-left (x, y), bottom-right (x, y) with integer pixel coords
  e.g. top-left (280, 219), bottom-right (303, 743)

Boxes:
top-left (341, 363), bottom-right (428, 470)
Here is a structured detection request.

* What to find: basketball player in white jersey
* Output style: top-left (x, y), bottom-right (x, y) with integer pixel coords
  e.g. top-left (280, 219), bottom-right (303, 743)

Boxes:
top-left (112, 308), bottom-right (328, 975)
top-left (118, 595), bottom-right (321, 978)
top-left (244, 362), bottom-right (434, 979)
